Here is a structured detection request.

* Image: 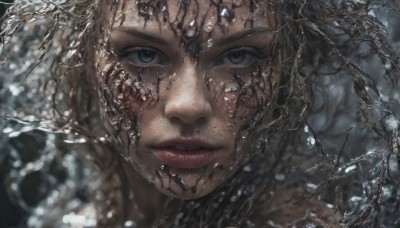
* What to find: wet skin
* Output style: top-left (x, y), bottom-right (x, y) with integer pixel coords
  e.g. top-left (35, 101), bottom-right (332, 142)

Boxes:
top-left (95, 0), bottom-right (282, 199)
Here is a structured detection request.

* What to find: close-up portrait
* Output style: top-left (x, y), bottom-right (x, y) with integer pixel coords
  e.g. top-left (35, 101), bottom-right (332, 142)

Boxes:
top-left (1, 0), bottom-right (400, 227)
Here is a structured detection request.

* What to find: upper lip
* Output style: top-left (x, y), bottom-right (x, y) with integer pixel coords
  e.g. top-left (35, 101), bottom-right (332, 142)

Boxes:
top-left (151, 138), bottom-right (220, 151)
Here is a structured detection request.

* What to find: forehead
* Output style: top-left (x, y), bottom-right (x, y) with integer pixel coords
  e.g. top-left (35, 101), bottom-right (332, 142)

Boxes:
top-left (107, 0), bottom-right (277, 36)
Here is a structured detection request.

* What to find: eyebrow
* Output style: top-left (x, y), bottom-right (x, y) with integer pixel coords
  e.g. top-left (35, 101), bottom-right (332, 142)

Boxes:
top-left (112, 27), bottom-right (169, 46)
top-left (112, 27), bottom-right (273, 47)
top-left (213, 27), bottom-right (274, 46)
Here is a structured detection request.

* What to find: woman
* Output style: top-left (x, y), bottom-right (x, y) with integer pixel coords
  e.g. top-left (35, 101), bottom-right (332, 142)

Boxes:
top-left (1, 0), bottom-right (399, 227)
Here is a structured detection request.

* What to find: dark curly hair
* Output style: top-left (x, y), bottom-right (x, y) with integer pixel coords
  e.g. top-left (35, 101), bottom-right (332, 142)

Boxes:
top-left (1, 0), bottom-right (400, 227)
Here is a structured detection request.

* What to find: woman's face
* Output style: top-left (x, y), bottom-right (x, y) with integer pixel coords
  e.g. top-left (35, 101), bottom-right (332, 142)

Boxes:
top-left (95, 0), bottom-right (281, 199)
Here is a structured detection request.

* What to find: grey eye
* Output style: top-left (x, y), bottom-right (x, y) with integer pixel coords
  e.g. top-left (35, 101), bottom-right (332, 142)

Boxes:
top-left (227, 51), bottom-right (246, 64)
top-left (219, 48), bottom-right (261, 67)
top-left (136, 50), bottom-right (158, 64)
top-left (118, 47), bottom-right (165, 66)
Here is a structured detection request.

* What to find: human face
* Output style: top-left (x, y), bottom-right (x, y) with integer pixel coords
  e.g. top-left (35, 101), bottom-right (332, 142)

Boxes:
top-left (95, 0), bottom-right (282, 199)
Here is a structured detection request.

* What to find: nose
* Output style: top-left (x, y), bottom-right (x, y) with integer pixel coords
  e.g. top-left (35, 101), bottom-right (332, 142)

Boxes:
top-left (164, 65), bottom-right (212, 125)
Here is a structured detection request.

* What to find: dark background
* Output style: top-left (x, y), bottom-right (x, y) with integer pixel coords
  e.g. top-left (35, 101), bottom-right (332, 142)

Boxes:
top-left (0, 1), bottom-right (13, 20)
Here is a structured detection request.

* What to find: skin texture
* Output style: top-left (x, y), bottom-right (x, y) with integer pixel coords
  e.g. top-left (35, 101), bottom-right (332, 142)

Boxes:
top-left (95, 0), bottom-right (282, 200)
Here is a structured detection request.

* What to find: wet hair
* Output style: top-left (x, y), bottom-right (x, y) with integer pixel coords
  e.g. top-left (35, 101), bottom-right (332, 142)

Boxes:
top-left (1, 0), bottom-right (400, 227)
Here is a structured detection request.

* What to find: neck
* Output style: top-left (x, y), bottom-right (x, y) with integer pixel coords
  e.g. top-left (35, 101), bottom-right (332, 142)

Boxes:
top-left (122, 162), bottom-right (170, 226)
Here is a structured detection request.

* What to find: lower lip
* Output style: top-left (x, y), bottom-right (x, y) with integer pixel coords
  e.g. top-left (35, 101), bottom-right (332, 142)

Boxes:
top-left (153, 149), bottom-right (217, 169)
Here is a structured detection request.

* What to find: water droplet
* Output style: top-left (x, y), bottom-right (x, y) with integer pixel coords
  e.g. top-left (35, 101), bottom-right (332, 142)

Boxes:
top-left (306, 136), bottom-right (316, 146)
top-left (345, 164), bottom-right (357, 173)
top-left (384, 62), bottom-right (392, 70)
top-left (13, 160), bottom-right (22, 168)
top-left (124, 220), bottom-right (136, 227)
top-left (304, 124), bottom-right (309, 133)
top-left (274, 173), bottom-right (285, 181)
top-left (176, 212), bottom-right (184, 219)
top-left (134, 81), bottom-right (140, 88)
top-left (224, 87), bottom-right (232, 92)
top-left (224, 97), bottom-right (228, 101)
top-left (186, 21), bottom-right (197, 37)
top-left (9, 131), bottom-right (21, 138)
top-left (207, 39), bottom-right (213, 48)
top-left (3, 127), bottom-right (13, 134)
top-left (9, 84), bottom-right (24, 96)
top-left (213, 163), bottom-right (224, 170)
top-left (305, 183), bottom-right (317, 193)
top-left (353, 0), bottom-right (367, 3)
top-left (204, 23), bottom-right (214, 33)
top-left (220, 7), bottom-right (229, 17)
top-left (230, 195), bottom-right (238, 202)
top-left (243, 164), bottom-right (253, 172)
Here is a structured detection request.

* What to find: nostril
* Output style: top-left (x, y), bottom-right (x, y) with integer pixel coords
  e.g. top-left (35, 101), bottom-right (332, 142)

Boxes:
top-left (165, 100), bottom-right (212, 124)
top-left (164, 66), bottom-right (212, 124)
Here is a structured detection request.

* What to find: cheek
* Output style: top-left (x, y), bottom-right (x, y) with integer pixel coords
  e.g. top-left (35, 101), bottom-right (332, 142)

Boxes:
top-left (217, 69), bottom-right (276, 123)
top-left (95, 59), bottom-right (145, 147)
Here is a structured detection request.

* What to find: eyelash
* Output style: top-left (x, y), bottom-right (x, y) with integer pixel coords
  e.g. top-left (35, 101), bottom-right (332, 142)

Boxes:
top-left (115, 46), bottom-right (266, 68)
top-left (216, 47), bottom-right (266, 67)
top-left (116, 47), bottom-right (166, 66)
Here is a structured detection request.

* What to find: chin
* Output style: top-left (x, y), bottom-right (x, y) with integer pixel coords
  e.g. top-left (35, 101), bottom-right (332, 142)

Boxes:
top-left (158, 187), bottom-right (212, 200)
top-left (149, 170), bottom-right (222, 200)
top-left (157, 185), bottom-right (216, 200)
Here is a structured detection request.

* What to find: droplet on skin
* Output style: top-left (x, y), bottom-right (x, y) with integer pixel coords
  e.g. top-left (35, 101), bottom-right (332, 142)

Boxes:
top-left (186, 20), bottom-right (197, 37)
top-left (213, 163), bottom-right (224, 170)
top-left (207, 39), bottom-right (213, 48)
top-left (224, 87), bottom-right (232, 92)
top-left (186, 27), bottom-right (196, 37)
top-left (220, 7), bottom-right (229, 17)
top-left (203, 22), bottom-right (214, 32)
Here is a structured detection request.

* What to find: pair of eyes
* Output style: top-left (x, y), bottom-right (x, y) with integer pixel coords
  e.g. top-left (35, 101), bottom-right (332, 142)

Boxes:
top-left (117, 47), bottom-right (264, 67)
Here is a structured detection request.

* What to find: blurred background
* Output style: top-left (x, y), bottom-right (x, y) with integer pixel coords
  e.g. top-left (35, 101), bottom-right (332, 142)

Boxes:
top-left (0, 1), bottom-right (399, 228)
top-left (0, 1), bottom-right (13, 19)
top-left (1, 2), bottom-right (24, 228)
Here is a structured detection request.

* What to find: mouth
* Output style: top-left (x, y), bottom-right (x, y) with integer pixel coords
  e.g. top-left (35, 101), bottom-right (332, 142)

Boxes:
top-left (151, 138), bottom-right (220, 169)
